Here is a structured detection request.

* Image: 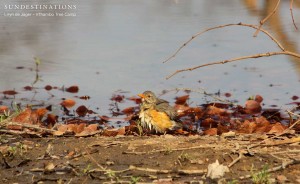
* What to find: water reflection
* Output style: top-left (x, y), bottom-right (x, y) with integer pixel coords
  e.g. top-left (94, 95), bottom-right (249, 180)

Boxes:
top-left (242, 0), bottom-right (300, 73)
top-left (0, 0), bottom-right (299, 115)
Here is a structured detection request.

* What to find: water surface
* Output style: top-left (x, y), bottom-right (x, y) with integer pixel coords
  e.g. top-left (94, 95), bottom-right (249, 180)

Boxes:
top-left (0, 0), bottom-right (300, 115)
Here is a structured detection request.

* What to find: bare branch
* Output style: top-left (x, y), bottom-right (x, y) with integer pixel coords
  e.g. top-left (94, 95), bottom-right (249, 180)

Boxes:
top-left (253, 0), bottom-right (281, 37)
top-left (163, 23), bottom-right (285, 63)
top-left (290, 0), bottom-right (298, 30)
top-left (166, 51), bottom-right (300, 79)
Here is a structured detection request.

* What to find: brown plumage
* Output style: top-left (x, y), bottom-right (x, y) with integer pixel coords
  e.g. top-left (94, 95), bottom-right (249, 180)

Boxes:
top-left (138, 91), bottom-right (181, 133)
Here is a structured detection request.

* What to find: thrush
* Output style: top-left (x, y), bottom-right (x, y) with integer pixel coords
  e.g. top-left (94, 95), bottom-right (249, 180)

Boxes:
top-left (138, 91), bottom-right (181, 133)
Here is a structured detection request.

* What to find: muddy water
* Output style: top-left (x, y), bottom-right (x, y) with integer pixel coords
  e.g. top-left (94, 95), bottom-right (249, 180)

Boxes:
top-left (0, 0), bottom-right (300, 115)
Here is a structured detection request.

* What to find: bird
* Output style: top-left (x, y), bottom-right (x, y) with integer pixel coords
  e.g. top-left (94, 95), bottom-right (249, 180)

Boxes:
top-left (138, 91), bottom-right (182, 133)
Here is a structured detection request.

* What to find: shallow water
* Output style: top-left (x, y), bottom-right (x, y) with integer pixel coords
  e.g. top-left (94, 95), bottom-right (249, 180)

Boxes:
top-left (0, 0), bottom-right (300, 115)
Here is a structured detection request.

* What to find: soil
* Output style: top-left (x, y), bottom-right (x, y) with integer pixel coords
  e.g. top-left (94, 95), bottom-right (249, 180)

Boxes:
top-left (1, 134), bottom-right (300, 184)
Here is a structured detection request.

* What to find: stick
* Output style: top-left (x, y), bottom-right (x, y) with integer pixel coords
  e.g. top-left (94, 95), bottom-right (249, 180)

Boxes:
top-left (253, 0), bottom-right (281, 37)
top-left (123, 145), bottom-right (215, 155)
top-left (289, 0), bottom-right (298, 30)
top-left (166, 51), bottom-right (300, 79)
top-left (1, 122), bottom-right (55, 133)
top-left (163, 22), bottom-right (285, 63)
top-left (228, 151), bottom-right (243, 168)
top-left (240, 159), bottom-right (300, 179)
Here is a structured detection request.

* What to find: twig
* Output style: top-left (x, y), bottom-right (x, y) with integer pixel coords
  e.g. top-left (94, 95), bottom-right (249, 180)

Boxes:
top-left (228, 151), bottom-right (243, 168)
top-left (240, 159), bottom-right (300, 179)
top-left (253, 0), bottom-right (281, 37)
top-left (163, 22), bottom-right (285, 63)
top-left (89, 165), bottom-right (206, 175)
top-left (265, 136), bottom-right (300, 146)
top-left (0, 122), bottom-right (55, 133)
top-left (166, 51), bottom-right (300, 79)
top-left (290, 0), bottom-right (298, 30)
top-left (123, 145), bottom-right (215, 155)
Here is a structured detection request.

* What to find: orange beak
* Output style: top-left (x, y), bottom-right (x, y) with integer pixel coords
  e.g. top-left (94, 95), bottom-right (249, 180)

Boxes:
top-left (138, 94), bottom-right (145, 98)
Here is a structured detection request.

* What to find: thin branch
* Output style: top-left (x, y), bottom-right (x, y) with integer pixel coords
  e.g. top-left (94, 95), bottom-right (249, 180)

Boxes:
top-left (166, 51), bottom-right (300, 79)
top-left (228, 151), bottom-right (243, 168)
top-left (290, 0), bottom-right (298, 30)
top-left (240, 159), bottom-right (300, 179)
top-left (253, 0), bottom-right (281, 37)
top-left (0, 122), bottom-right (55, 133)
top-left (163, 22), bottom-right (285, 63)
top-left (123, 144), bottom-right (216, 155)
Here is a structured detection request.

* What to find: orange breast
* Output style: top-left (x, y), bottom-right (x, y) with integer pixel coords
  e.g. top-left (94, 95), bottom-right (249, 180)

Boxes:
top-left (148, 109), bottom-right (175, 132)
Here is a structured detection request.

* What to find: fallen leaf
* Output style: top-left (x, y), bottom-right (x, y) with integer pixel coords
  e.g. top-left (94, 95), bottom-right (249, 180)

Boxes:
top-left (255, 95), bottom-right (264, 103)
top-left (79, 95), bottom-right (90, 100)
top-left (121, 107), bottom-right (135, 115)
top-left (111, 95), bottom-right (124, 102)
top-left (44, 85), bottom-right (53, 91)
top-left (203, 128), bottom-right (218, 136)
top-left (175, 95), bottom-right (189, 105)
top-left (76, 105), bottom-right (88, 117)
top-left (2, 90), bottom-right (18, 95)
top-left (245, 100), bottom-right (261, 114)
top-left (44, 162), bottom-right (55, 172)
top-left (127, 96), bottom-right (142, 104)
top-left (291, 95), bottom-right (299, 101)
top-left (0, 106), bottom-right (9, 113)
top-left (36, 108), bottom-right (48, 119)
top-left (60, 99), bottom-right (76, 108)
top-left (207, 160), bottom-right (229, 179)
top-left (268, 122), bottom-right (286, 134)
top-left (66, 85), bottom-right (79, 93)
top-left (23, 86), bottom-right (33, 91)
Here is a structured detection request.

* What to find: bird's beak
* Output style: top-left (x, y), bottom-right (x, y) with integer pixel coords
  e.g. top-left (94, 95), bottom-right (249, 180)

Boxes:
top-left (138, 94), bottom-right (145, 98)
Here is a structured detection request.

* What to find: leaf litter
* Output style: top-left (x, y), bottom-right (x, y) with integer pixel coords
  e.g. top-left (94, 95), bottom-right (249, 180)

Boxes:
top-left (1, 84), bottom-right (300, 183)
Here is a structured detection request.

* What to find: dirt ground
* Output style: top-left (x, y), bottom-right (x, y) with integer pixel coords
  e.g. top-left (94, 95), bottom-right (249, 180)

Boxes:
top-left (1, 134), bottom-right (300, 184)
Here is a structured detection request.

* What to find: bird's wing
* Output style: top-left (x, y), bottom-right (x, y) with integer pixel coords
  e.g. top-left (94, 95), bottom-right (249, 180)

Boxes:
top-left (155, 98), bottom-right (178, 120)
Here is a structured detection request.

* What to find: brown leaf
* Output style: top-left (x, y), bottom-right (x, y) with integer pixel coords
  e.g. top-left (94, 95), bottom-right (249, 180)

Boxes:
top-left (201, 118), bottom-right (218, 128)
top-left (45, 114), bottom-right (57, 128)
top-left (206, 106), bottom-right (228, 116)
top-left (66, 85), bottom-right (79, 93)
top-left (111, 95), bottom-right (124, 102)
top-left (255, 95), bottom-right (264, 103)
top-left (3, 90), bottom-right (18, 95)
top-left (36, 108), bottom-right (48, 119)
top-left (60, 99), bottom-right (76, 108)
top-left (86, 124), bottom-right (98, 132)
top-left (245, 100), bottom-right (262, 114)
top-left (127, 96), bottom-right (142, 104)
top-left (204, 128), bottom-right (218, 136)
top-left (79, 95), bottom-right (90, 100)
top-left (268, 122), bottom-right (286, 134)
top-left (76, 105), bottom-right (88, 117)
top-left (237, 120), bottom-right (257, 134)
top-left (117, 127), bottom-right (126, 135)
top-left (52, 130), bottom-right (65, 136)
top-left (175, 95), bottom-right (189, 105)
top-left (12, 108), bottom-right (32, 124)
top-left (0, 106), bottom-right (8, 113)
top-left (75, 123), bottom-right (86, 134)
top-left (45, 85), bottom-right (53, 91)
top-left (103, 129), bottom-right (119, 136)
top-left (57, 124), bottom-right (68, 133)
top-left (23, 86), bottom-right (33, 91)
top-left (121, 107), bottom-right (135, 115)
top-left (224, 93), bottom-right (231, 97)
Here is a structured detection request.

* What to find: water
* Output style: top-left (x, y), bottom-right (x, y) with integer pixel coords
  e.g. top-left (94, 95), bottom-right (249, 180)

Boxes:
top-left (0, 0), bottom-right (300, 115)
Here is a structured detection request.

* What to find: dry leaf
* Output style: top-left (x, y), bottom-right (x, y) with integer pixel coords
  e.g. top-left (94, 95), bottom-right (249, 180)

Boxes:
top-left (60, 99), bottom-right (76, 108)
top-left (207, 160), bottom-right (229, 179)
